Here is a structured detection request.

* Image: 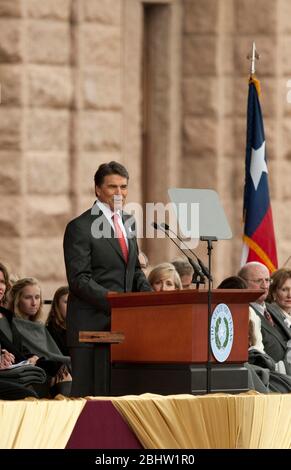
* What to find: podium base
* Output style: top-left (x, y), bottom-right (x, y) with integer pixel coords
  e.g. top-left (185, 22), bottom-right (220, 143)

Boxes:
top-left (111, 362), bottom-right (249, 395)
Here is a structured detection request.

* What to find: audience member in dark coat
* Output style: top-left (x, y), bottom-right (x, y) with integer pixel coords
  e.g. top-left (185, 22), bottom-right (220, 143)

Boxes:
top-left (46, 286), bottom-right (69, 356)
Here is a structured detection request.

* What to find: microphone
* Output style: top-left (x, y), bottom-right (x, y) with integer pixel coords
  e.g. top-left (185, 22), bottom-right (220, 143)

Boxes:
top-left (152, 222), bottom-right (205, 284)
top-left (160, 222), bottom-right (212, 282)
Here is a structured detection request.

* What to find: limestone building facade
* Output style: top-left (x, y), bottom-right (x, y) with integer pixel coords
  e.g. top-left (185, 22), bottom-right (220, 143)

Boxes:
top-left (0, 0), bottom-right (291, 298)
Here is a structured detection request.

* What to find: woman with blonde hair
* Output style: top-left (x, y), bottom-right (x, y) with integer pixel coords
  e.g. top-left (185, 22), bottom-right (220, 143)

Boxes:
top-left (8, 278), bottom-right (71, 363)
top-left (10, 277), bottom-right (43, 322)
top-left (0, 270), bottom-right (71, 397)
top-left (148, 262), bottom-right (182, 291)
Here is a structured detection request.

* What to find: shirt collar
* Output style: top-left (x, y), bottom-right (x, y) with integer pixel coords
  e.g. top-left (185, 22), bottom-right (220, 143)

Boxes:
top-left (252, 302), bottom-right (266, 315)
top-left (95, 200), bottom-right (123, 225)
top-left (97, 199), bottom-right (123, 214)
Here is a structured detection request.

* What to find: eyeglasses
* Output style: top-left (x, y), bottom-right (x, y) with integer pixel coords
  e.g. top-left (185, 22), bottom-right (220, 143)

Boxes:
top-left (244, 278), bottom-right (271, 285)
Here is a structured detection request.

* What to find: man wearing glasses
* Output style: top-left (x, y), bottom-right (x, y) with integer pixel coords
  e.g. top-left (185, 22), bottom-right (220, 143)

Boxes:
top-left (238, 262), bottom-right (289, 367)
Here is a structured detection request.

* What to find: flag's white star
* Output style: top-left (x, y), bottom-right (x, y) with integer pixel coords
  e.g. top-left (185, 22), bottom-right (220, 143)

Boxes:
top-left (250, 141), bottom-right (268, 190)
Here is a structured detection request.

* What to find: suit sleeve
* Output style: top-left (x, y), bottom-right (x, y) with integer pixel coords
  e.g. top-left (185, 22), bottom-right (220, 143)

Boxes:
top-left (63, 219), bottom-right (109, 309)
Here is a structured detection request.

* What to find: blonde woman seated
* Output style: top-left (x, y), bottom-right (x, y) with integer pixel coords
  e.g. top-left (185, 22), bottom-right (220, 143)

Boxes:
top-left (9, 278), bottom-right (70, 363)
top-left (8, 277), bottom-right (72, 395)
top-left (148, 262), bottom-right (182, 292)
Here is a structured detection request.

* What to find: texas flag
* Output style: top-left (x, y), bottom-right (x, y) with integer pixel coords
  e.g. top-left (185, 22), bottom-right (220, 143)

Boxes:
top-left (241, 76), bottom-right (278, 272)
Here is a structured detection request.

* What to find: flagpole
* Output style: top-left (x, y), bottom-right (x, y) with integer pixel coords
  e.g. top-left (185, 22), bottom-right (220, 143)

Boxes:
top-left (242, 42), bottom-right (278, 272)
top-left (282, 255), bottom-right (291, 267)
top-left (247, 42), bottom-right (260, 76)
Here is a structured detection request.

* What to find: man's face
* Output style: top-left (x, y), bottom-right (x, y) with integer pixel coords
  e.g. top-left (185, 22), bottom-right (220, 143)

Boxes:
top-left (96, 174), bottom-right (128, 211)
top-left (242, 264), bottom-right (271, 303)
top-left (180, 274), bottom-right (194, 290)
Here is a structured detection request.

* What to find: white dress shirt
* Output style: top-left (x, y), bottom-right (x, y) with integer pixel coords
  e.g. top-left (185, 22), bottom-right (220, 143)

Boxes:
top-left (96, 200), bottom-right (128, 248)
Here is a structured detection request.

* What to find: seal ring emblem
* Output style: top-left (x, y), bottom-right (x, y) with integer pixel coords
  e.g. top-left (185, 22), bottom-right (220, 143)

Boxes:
top-left (210, 303), bottom-right (234, 362)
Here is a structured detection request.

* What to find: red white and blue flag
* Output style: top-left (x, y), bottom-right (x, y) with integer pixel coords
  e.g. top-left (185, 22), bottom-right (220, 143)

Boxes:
top-left (241, 76), bottom-right (278, 272)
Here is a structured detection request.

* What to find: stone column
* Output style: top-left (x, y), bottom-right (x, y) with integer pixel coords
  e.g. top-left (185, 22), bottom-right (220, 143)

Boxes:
top-left (0, 0), bottom-right (24, 276)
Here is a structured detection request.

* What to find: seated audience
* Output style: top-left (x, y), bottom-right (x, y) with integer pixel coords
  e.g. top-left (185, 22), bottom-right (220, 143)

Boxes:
top-left (0, 349), bottom-right (44, 399)
top-left (0, 348), bottom-right (47, 399)
top-left (148, 262), bottom-right (182, 291)
top-left (7, 277), bottom-right (72, 396)
top-left (217, 274), bottom-right (265, 352)
top-left (46, 286), bottom-right (69, 356)
top-left (138, 251), bottom-right (149, 275)
top-left (0, 263), bottom-right (63, 398)
top-left (238, 262), bottom-right (291, 365)
top-left (171, 259), bottom-right (195, 289)
top-left (0, 262), bottom-right (10, 308)
top-left (266, 268), bottom-right (291, 332)
top-left (217, 271), bottom-right (291, 392)
top-left (0, 264), bottom-right (38, 364)
top-left (217, 276), bottom-right (248, 289)
top-left (8, 278), bottom-right (71, 365)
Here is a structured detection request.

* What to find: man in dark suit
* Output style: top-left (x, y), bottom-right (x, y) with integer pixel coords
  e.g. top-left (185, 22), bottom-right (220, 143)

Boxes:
top-left (63, 161), bottom-right (151, 397)
top-left (239, 262), bottom-right (290, 364)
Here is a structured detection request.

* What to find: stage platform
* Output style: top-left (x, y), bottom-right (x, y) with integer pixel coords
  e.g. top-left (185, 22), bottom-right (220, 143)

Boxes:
top-left (0, 392), bottom-right (290, 449)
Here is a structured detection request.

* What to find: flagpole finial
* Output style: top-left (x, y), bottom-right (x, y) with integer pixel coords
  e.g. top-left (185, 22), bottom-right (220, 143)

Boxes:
top-left (247, 42), bottom-right (260, 76)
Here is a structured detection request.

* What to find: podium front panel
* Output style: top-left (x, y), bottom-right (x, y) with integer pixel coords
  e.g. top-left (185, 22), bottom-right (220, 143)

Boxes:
top-left (111, 304), bottom-right (208, 362)
top-left (111, 301), bottom-right (249, 363)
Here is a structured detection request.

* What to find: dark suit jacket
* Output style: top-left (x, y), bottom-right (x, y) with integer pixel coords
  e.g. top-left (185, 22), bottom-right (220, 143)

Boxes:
top-left (0, 307), bottom-right (66, 378)
top-left (63, 204), bottom-right (151, 347)
top-left (251, 302), bottom-right (290, 362)
top-left (266, 302), bottom-right (291, 340)
top-left (47, 322), bottom-right (69, 356)
top-left (0, 306), bottom-right (27, 361)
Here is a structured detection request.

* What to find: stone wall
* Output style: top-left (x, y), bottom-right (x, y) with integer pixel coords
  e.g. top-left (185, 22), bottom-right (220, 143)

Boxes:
top-left (0, 0), bottom-right (290, 299)
top-left (181, 0), bottom-right (291, 282)
top-left (0, 0), bottom-right (123, 299)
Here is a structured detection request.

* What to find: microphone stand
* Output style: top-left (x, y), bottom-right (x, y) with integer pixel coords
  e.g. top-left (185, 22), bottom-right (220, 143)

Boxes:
top-left (152, 223), bottom-right (205, 289)
top-left (200, 235), bottom-right (217, 394)
top-left (163, 221), bottom-right (217, 393)
top-left (161, 223), bottom-right (212, 282)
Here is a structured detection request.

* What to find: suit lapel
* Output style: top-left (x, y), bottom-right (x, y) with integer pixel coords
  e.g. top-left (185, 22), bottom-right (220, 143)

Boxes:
top-left (91, 205), bottom-right (137, 264)
top-left (267, 303), bottom-right (291, 339)
top-left (251, 303), bottom-right (288, 348)
top-left (91, 204), bottom-right (125, 262)
top-left (106, 231), bottom-right (125, 261)
top-left (122, 213), bottom-right (136, 267)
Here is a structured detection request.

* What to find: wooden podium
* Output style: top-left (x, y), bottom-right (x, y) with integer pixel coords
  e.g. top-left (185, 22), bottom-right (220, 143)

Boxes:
top-left (108, 289), bottom-right (260, 395)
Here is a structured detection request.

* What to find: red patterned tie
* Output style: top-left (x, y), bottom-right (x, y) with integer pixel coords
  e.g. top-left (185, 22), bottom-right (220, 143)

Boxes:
top-left (264, 309), bottom-right (274, 327)
top-left (112, 214), bottom-right (128, 263)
